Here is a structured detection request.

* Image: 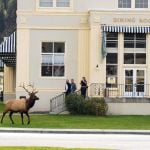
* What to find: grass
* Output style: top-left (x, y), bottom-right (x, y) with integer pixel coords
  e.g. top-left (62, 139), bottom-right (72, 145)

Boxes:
top-left (1, 101), bottom-right (150, 130)
top-left (0, 147), bottom-right (109, 150)
top-left (0, 101), bottom-right (4, 111)
top-left (0, 114), bottom-right (150, 129)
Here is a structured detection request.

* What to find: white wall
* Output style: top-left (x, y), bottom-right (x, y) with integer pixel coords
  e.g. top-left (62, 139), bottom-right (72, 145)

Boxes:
top-left (74, 0), bottom-right (117, 12)
top-left (16, 29), bottom-right (79, 111)
top-left (17, 0), bottom-right (35, 11)
top-left (29, 29), bottom-right (78, 88)
top-left (17, 0), bottom-right (117, 12)
top-left (108, 103), bottom-right (150, 115)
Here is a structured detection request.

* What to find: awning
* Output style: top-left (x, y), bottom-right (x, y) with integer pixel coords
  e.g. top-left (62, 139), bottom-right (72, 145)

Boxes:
top-left (102, 25), bottom-right (150, 33)
top-left (0, 32), bottom-right (16, 67)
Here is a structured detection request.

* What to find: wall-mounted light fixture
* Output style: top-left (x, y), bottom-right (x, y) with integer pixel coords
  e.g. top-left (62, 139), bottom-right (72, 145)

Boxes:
top-left (96, 64), bottom-right (99, 69)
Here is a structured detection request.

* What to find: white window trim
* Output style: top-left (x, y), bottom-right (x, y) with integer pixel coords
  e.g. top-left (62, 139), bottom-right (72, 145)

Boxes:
top-left (117, 0), bottom-right (149, 9)
top-left (36, 0), bottom-right (73, 12)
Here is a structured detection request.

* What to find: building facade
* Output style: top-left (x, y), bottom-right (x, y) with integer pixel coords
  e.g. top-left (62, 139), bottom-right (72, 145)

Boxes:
top-left (1, 0), bottom-right (150, 113)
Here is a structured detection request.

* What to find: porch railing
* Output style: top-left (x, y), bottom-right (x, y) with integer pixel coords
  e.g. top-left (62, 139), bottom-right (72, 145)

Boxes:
top-left (49, 89), bottom-right (87, 114)
top-left (49, 92), bottom-right (66, 114)
top-left (49, 83), bottom-right (150, 114)
top-left (89, 83), bottom-right (150, 98)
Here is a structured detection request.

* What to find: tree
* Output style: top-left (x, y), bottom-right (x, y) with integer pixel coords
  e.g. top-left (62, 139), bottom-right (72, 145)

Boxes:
top-left (0, 0), bottom-right (16, 42)
top-left (0, 12), bottom-right (5, 32)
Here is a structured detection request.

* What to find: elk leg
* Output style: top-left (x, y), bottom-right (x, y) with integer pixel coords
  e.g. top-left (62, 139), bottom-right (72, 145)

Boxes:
top-left (1, 111), bottom-right (7, 124)
top-left (20, 113), bottom-right (24, 125)
top-left (9, 112), bottom-right (14, 124)
top-left (25, 112), bottom-right (30, 124)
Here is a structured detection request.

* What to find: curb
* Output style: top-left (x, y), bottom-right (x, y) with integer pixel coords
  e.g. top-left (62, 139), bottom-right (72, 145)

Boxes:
top-left (0, 128), bottom-right (150, 135)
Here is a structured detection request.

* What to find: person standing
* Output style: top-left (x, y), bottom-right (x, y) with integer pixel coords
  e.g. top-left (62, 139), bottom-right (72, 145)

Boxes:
top-left (65, 79), bottom-right (71, 96)
top-left (71, 79), bottom-right (77, 93)
top-left (80, 77), bottom-right (88, 98)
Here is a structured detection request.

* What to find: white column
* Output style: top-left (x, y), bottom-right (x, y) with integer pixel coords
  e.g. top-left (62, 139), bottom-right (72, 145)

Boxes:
top-left (89, 24), bottom-right (106, 84)
top-left (117, 33), bottom-right (124, 96)
top-left (77, 29), bottom-right (90, 88)
top-left (16, 29), bottom-right (30, 87)
top-left (146, 33), bottom-right (150, 97)
top-left (3, 65), bottom-right (16, 101)
top-left (118, 33), bottom-right (124, 84)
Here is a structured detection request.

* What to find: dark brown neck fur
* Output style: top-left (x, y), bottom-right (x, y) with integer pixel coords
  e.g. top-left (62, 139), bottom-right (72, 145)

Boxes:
top-left (26, 98), bottom-right (36, 111)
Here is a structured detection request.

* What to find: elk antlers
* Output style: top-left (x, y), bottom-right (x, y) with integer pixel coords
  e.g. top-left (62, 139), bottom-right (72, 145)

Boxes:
top-left (28, 83), bottom-right (38, 94)
top-left (19, 83), bottom-right (38, 94)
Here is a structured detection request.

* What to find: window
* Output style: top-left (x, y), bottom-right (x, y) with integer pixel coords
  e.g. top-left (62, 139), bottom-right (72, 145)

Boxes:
top-left (106, 32), bottom-right (118, 88)
top-left (39, 0), bottom-right (70, 7)
top-left (124, 33), bottom-right (146, 48)
top-left (41, 42), bottom-right (65, 77)
top-left (106, 53), bottom-right (118, 88)
top-left (56, 0), bottom-right (70, 7)
top-left (118, 0), bottom-right (131, 8)
top-left (40, 0), bottom-right (53, 7)
top-left (106, 32), bottom-right (118, 49)
top-left (135, 0), bottom-right (148, 8)
top-left (124, 33), bottom-right (146, 64)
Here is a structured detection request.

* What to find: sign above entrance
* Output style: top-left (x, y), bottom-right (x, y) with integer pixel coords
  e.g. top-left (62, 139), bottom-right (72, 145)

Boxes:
top-left (113, 18), bottom-right (150, 24)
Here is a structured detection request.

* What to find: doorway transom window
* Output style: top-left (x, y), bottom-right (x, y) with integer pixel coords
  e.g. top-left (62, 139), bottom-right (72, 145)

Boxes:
top-left (124, 33), bottom-right (146, 64)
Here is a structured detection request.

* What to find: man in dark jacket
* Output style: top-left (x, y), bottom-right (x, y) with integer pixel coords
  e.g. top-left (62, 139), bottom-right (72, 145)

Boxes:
top-left (71, 79), bottom-right (77, 93)
top-left (65, 79), bottom-right (71, 96)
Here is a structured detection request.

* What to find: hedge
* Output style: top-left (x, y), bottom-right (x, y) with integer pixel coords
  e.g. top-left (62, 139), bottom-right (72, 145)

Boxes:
top-left (65, 94), bottom-right (108, 116)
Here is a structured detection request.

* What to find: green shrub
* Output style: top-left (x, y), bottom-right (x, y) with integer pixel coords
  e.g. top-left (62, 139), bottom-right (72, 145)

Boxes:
top-left (84, 97), bottom-right (108, 116)
top-left (65, 94), bottom-right (108, 116)
top-left (65, 94), bottom-right (85, 114)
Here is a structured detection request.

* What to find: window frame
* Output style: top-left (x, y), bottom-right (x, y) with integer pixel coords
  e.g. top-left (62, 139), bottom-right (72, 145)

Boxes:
top-left (106, 32), bottom-right (118, 88)
top-left (135, 0), bottom-right (148, 8)
top-left (124, 33), bottom-right (146, 65)
top-left (37, 0), bottom-right (73, 11)
top-left (41, 41), bottom-right (65, 77)
top-left (56, 0), bottom-right (70, 7)
top-left (106, 32), bottom-right (118, 53)
top-left (106, 53), bottom-right (118, 88)
top-left (39, 0), bottom-right (53, 7)
top-left (118, 0), bottom-right (131, 8)
top-left (118, 0), bottom-right (149, 9)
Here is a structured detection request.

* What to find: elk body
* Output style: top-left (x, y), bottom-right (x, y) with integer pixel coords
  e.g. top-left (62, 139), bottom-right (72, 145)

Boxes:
top-left (0, 84), bottom-right (39, 124)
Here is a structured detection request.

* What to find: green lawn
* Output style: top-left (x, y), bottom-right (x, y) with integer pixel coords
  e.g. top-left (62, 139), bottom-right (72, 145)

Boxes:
top-left (0, 101), bottom-right (4, 111)
top-left (0, 147), bottom-right (108, 150)
top-left (0, 114), bottom-right (150, 129)
top-left (1, 101), bottom-right (150, 130)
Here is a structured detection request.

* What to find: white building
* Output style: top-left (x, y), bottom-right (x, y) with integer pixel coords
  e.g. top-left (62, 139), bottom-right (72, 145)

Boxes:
top-left (1, 0), bottom-right (150, 114)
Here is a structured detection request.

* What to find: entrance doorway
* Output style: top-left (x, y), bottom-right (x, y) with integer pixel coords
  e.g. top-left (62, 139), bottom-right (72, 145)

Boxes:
top-left (124, 69), bottom-right (145, 97)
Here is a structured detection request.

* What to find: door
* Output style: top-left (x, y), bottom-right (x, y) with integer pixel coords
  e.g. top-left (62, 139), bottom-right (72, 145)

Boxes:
top-left (124, 69), bottom-right (145, 97)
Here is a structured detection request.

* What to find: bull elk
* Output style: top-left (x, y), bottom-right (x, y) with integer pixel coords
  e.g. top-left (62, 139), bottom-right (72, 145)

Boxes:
top-left (1, 84), bottom-right (39, 124)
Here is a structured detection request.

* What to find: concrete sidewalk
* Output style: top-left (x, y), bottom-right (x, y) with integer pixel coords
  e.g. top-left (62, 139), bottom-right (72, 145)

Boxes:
top-left (0, 128), bottom-right (150, 135)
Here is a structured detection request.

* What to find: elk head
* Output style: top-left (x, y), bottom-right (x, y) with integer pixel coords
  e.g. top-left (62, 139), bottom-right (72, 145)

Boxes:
top-left (19, 83), bottom-right (39, 101)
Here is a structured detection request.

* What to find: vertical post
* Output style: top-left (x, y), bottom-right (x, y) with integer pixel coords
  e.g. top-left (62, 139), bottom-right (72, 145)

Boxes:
top-left (146, 34), bottom-right (150, 97)
top-left (118, 33), bottom-right (124, 97)
top-left (50, 99), bottom-right (52, 112)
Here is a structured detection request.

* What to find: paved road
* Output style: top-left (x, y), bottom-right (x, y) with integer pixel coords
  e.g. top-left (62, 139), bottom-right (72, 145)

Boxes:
top-left (0, 133), bottom-right (150, 150)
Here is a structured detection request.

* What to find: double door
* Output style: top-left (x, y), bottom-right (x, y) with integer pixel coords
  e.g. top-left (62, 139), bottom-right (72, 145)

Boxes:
top-left (124, 69), bottom-right (145, 97)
